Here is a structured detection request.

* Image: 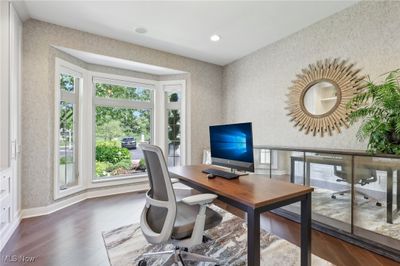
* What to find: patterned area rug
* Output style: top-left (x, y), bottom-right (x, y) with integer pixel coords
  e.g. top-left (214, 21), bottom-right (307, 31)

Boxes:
top-left (102, 206), bottom-right (334, 266)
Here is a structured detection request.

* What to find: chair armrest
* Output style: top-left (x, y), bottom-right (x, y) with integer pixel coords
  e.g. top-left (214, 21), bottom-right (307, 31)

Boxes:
top-left (181, 193), bottom-right (217, 205)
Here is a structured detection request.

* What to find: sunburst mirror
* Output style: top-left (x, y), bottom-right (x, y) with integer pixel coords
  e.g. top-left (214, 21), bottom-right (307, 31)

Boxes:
top-left (286, 58), bottom-right (365, 136)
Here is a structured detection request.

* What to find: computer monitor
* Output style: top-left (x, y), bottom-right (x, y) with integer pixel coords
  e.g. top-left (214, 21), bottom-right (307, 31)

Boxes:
top-left (209, 122), bottom-right (254, 172)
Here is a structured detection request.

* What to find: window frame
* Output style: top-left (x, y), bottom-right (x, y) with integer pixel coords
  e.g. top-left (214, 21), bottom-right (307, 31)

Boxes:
top-left (259, 149), bottom-right (271, 165)
top-left (54, 59), bottom-right (188, 193)
top-left (54, 58), bottom-right (85, 200)
top-left (161, 80), bottom-right (186, 166)
top-left (257, 148), bottom-right (278, 170)
top-left (91, 73), bottom-right (156, 184)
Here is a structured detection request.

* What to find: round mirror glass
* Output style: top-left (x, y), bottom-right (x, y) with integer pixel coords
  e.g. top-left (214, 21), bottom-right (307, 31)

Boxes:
top-left (303, 81), bottom-right (338, 116)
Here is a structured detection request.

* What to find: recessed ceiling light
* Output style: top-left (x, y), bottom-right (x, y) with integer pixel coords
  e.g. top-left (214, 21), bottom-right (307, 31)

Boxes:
top-left (210, 34), bottom-right (221, 42)
top-left (135, 27), bottom-right (147, 34)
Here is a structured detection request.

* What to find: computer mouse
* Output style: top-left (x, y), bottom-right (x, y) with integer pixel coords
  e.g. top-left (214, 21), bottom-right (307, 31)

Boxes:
top-left (207, 174), bottom-right (216, 179)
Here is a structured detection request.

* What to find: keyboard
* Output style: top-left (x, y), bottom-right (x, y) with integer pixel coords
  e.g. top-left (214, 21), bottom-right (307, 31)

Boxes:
top-left (202, 168), bottom-right (239, 179)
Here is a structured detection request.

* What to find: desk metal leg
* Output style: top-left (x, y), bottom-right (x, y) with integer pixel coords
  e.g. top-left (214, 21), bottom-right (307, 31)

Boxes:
top-left (301, 193), bottom-right (312, 266)
top-left (290, 157), bottom-right (295, 183)
top-left (387, 170), bottom-right (393, 224)
top-left (247, 208), bottom-right (260, 266)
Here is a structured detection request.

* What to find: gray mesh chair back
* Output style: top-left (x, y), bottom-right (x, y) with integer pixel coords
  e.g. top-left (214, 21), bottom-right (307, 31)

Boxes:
top-left (138, 144), bottom-right (222, 265)
top-left (140, 144), bottom-right (177, 244)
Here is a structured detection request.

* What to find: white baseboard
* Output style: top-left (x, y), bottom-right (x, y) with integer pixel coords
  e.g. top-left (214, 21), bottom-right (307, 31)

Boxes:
top-left (0, 211), bottom-right (22, 252)
top-left (255, 169), bottom-right (288, 176)
top-left (21, 182), bottom-right (149, 219)
top-left (272, 170), bottom-right (288, 175)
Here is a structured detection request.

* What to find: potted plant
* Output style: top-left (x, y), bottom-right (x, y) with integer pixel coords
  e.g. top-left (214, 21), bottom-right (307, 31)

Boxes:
top-left (348, 69), bottom-right (400, 154)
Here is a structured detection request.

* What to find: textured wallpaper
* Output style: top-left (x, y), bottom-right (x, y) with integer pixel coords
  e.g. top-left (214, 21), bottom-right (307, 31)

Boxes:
top-left (222, 1), bottom-right (400, 150)
top-left (21, 20), bottom-right (223, 208)
top-left (22, 1), bottom-right (400, 209)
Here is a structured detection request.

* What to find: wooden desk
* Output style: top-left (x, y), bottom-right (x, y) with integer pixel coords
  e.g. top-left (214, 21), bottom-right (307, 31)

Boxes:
top-left (169, 164), bottom-right (314, 266)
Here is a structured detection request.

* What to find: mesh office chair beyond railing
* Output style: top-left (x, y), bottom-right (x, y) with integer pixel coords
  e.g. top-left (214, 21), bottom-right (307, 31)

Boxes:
top-left (331, 165), bottom-right (381, 206)
top-left (138, 144), bottom-right (223, 266)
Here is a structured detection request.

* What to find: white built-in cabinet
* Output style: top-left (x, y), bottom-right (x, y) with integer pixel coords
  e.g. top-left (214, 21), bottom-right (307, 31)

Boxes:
top-left (0, 2), bottom-right (22, 251)
top-left (0, 168), bottom-right (12, 233)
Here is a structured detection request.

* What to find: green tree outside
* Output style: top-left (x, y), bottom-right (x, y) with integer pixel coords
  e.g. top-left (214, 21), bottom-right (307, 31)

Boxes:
top-left (95, 83), bottom-right (151, 141)
top-left (97, 119), bottom-right (125, 141)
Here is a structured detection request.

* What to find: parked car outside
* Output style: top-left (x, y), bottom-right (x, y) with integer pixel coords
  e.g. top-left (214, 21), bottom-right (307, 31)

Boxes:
top-left (121, 137), bottom-right (137, 149)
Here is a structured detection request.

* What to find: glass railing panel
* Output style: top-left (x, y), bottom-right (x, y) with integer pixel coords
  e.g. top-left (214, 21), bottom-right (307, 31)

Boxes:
top-left (290, 151), bottom-right (305, 185)
top-left (305, 152), bottom-right (352, 232)
top-left (353, 156), bottom-right (400, 250)
top-left (270, 150), bottom-right (293, 182)
top-left (253, 148), bottom-right (271, 176)
top-left (270, 150), bottom-right (305, 214)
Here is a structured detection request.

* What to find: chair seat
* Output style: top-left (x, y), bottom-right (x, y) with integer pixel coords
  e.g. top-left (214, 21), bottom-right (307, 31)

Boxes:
top-left (172, 202), bottom-right (222, 240)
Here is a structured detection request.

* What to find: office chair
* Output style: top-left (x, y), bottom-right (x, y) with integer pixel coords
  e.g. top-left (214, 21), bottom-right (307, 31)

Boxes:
top-left (331, 165), bottom-right (381, 206)
top-left (138, 144), bottom-right (222, 266)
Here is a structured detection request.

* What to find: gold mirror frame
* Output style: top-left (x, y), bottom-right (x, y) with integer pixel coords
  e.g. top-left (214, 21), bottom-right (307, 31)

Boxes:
top-left (286, 58), bottom-right (365, 136)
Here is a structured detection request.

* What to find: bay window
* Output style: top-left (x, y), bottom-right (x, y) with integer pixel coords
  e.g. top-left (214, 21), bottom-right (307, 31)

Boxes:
top-left (54, 58), bottom-right (187, 199)
top-left (54, 59), bottom-right (84, 199)
top-left (93, 78), bottom-right (154, 180)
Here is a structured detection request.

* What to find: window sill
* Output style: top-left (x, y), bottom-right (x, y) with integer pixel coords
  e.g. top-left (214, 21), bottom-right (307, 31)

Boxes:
top-left (89, 173), bottom-right (148, 188)
top-left (54, 184), bottom-right (85, 200)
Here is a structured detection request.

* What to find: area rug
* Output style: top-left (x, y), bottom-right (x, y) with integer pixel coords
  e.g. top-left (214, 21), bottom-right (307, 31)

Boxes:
top-left (102, 205), bottom-right (334, 266)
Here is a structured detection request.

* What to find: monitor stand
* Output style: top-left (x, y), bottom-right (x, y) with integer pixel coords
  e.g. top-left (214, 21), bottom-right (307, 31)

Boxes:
top-left (231, 168), bottom-right (249, 176)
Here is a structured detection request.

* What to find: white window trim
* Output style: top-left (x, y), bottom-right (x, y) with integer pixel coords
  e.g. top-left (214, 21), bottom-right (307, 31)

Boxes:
top-left (259, 149), bottom-right (271, 165)
top-left (54, 60), bottom-right (188, 192)
top-left (90, 72), bottom-right (157, 185)
top-left (160, 80), bottom-right (187, 166)
top-left (54, 58), bottom-right (86, 200)
top-left (257, 148), bottom-right (278, 169)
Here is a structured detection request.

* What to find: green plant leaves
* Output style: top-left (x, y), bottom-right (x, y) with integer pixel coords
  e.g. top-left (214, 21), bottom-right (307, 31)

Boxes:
top-left (96, 141), bottom-right (131, 164)
top-left (348, 69), bottom-right (400, 154)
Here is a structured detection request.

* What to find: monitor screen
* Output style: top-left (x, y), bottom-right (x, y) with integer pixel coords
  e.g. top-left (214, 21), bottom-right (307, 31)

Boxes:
top-left (209, 122), bottom-right (254, 172)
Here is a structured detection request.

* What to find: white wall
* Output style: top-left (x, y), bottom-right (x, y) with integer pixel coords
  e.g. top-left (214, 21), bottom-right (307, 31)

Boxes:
top-left (222, 1), bottom-right (400, 149)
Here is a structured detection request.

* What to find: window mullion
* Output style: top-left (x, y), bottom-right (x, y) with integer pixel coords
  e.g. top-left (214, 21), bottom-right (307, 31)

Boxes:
top-left (55, 58), bottom-right (86, 200)
top-left (61, 91), bottom-right (76, 103)
top-left (94, 97), bottom-right (152, 109)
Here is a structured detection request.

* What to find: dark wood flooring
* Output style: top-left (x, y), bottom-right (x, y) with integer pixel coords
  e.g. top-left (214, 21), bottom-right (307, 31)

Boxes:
top-left (1, 189), bottom-right (399, 266)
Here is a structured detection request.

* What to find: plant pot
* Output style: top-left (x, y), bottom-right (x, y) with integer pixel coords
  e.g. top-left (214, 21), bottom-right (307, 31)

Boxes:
top-left (168, 143), bottom-right (180, 156)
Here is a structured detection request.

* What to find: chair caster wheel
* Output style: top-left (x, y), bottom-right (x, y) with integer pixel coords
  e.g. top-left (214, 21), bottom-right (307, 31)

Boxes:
top-left (138, 259), bottom-right (147, 266)
top-left (376, 202), bottom-right (382, 207)
top-left (183, 247), bottom-right (188, 252)
top-left (364, 196), bottom-right (369, 200)
top-left (339, 193), bottom-right (344, 196)
top-left (202, 235), bottom-right (212, 243)
top-left (331, 195), bottom-right (336, 199)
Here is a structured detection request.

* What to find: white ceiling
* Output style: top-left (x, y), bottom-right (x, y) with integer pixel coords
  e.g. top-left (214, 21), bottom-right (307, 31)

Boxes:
top-left (14, 1), bottom-right (358, 66)
top-left (55, 46), bottom-right (186, 75)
